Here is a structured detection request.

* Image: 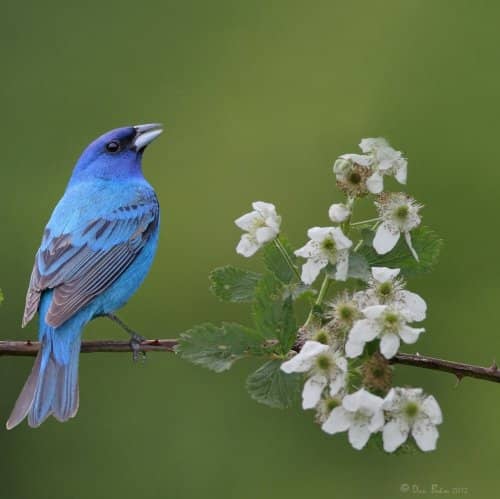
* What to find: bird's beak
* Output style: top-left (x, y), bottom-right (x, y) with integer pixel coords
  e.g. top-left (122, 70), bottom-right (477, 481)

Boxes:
top-left (132, 123), bottom-right (163, 151)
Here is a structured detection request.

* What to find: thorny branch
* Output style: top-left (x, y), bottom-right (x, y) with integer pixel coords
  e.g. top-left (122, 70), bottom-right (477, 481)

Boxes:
top-left (1, 339), bottom-right (499, 384)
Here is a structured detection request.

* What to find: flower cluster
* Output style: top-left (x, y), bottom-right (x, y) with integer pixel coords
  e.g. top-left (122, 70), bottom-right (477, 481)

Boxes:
top-left (280, 264), bottom-right (440, 452)
top-left (333, 137), bottom-right (407, 196)
top-left (232, 137), bottom-right (441, 453)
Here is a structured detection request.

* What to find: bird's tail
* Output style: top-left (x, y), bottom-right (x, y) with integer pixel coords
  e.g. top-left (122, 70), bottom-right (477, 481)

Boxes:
top-left (6, 327), bottom-right (81, 430)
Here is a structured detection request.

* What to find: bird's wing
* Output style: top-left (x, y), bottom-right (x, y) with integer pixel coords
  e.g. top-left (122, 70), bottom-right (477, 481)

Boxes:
top-left (22, 196), bottom-right (159, 328)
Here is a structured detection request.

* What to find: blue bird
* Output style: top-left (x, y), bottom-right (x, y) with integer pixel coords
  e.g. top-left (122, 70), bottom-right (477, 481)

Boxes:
top-left (6, 124), bottom-right (163, 429)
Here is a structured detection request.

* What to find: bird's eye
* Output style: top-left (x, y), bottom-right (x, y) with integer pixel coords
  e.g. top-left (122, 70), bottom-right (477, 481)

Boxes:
top-left (105, 140), bottom-right (121, 153)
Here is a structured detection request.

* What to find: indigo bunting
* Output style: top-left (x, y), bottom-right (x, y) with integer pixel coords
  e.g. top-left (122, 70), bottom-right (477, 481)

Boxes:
top-left (7, 124), bottom-right (163, 429)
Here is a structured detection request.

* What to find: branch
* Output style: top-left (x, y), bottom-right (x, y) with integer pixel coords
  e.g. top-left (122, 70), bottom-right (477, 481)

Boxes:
top-left (1, 339), bottom-right (499, 384)
top-left (391, 352), bottom-right (500, 383)
top-left (0, 339), bottom-right (177, 356)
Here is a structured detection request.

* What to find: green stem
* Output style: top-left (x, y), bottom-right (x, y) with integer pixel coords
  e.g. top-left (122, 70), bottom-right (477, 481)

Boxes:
top-left (315, 275), bottom-right (331, 305)
top-left (350, 217), bottom-right (381, 227)
top-left (274, 238), bottom-right (301, 281)
top-left (303, 275), bottom-right (331, 329)
top-left (353, 239), bottom-right (364, 253)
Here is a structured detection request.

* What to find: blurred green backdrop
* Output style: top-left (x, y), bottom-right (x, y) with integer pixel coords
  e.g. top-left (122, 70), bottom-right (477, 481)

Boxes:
top-left (1, 0), bottom-right (499, 497)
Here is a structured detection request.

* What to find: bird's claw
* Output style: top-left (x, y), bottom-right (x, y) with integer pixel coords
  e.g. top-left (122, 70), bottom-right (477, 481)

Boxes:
top-left (129, 333), bottom-right (147, 363)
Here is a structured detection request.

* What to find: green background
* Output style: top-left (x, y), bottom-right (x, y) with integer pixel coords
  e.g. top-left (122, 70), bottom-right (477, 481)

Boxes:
top-left (0, 0), bottom-right (498, 497)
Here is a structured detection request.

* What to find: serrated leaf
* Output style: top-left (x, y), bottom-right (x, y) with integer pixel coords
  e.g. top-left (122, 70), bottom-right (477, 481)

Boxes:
top-left (209, 266), bottom-right (261, 303)
top-left (279, 296), bottom-right (297, 352)
top-left (252, 273), bottom-right (298, 351)
top-left (176, 322), bottom-right (264, 372)
top-left (246, 360), bottom-right (302, 409)
top-left (263, 238), bottom-right (297, 284)
top-left (358, 226), bottom-right (443, 278)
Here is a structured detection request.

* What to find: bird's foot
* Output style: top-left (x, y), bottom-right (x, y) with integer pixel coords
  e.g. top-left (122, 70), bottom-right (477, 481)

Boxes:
top-left (107, 313), bottom-right (147, 362)
top-left (129, 332), bottom-right (147, 363)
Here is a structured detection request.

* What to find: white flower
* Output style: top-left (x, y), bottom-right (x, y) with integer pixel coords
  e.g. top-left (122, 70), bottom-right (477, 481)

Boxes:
top-left (235, 201), bottom-right (281, 257)
top-left (332, 154), bottom-right (373, 197)
top-left (382, 387), bottom-right (442, 452)
top-left (328, 203), bottom-right (351, 223)
top-left (281, 341), bottom-right (348, 410)
top-left (345, 304), bottom-right (425, 359)
top-left (327, 292), bottom-right (364, 331)
top-left (359, 138), bottom-right (407, 194)
top-left (373, 193), bottom-right (422, 260)
top-left (359, 266), bottom-right (427, 321)
top-left (321, 388), bottom-right (385, 450)
top-left (294, 227), bottom-right (353, 284)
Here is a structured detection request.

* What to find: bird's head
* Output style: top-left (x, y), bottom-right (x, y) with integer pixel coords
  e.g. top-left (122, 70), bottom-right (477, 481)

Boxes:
top-left (69, 123), bottom-right (163, 183)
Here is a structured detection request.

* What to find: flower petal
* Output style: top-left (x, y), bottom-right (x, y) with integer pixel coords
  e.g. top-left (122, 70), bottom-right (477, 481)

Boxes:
top-left (373, 222), bottom-right (400, 255)
top-left (371, 266), bottom-right (400, 283)
top-left (412, 419), bottom-right (439, 452)
top-left (236, 234), bottom-right (260, 257)
top-left (357, 389), bottom-right (384, 413)
top-left (369, 407), bottom-right (385, 433)
top-left (382, 388), bottom-right (398, 411)
top-left (300, 258), bottom-right (327, 285)
top-left (252, 201), bottom-right (276, 216)
top-left (399, 290), bottom-right (427, 322)
top-left (336, 356), bottom-right (348, 372)
top-left (307, 226), bottom-right (331, 242)
top-left (342, 388), bottom-right (379, 413)
top-left (329, 371), bottom-right (346, 396)
top-left (399, 325), bottom-right (425, 344)
top-left (380, 333), bottom-right (400, 359)
top-left (395, 160), bottom-right (408, 184)
top-left (334, 251), bottom-right (349, 281)
top-left (302, 374), bottom-right (327, 409)
top-left (340, 153), bottom-right (373, 167)
top-left (321, 406), bottom-right (352, 434)
top-left (383, 418), bottom-right (410, 452)
top-left (350, 319), bottom-right (379, 342)
top-left (294, 240), bottom-right (316, 258)
top-left (422, 395), bottom-right (443, 425)
top-left (234, 211), bottom-right (259, 231)
top-left (345, 338), bottom-right (365, 358)
top-left (362, 305), bottom-right (387, 320)
top-left (331, 227), bottom-right (353, 250)
top-left (359, 137), bottom-right (388, 153)
top-left (366, 172), bottom-right (384, 194)
top-left (348, 422), bottom-right (372, 450)
top-left (264, 215), bottom-right (281, 233)
top-left (280, 341), bottom-right (329, 373)
top-left (255, 226), bottom-right (277, 244)
top-left (404, 231), bottom-right (419, 261)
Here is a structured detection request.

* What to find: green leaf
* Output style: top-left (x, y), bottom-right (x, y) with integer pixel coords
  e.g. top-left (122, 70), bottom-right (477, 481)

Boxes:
top-left (0, 289), bottom-right (3, 305)
top-left (358, 226), bottom-right (443, 278)
top-left (209, 266), bottom-right (261, 303)
top-left (283, 282), bottom-right (316, 302)
top-left (347, 253), bottom-right (371, 281)
top-left (176, 322), bottom-right (264, 372)
top-left (263, 238), bottom-right (297, 284)
top-left (246, 360), bottom-right (302, 409)
top-left (326, 253), bottom-right (371, 282)
top-left (252, 273), bottom-right (298, 351)
top-left (279, 296), bottom-right (297, 352)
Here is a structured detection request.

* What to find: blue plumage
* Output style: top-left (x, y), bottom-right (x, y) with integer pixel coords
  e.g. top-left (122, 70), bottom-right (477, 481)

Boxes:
top-left (7, 124), bottom-right (162, 429)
